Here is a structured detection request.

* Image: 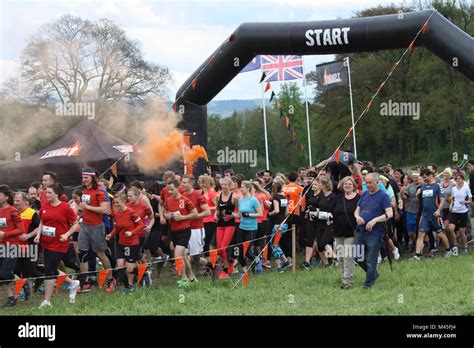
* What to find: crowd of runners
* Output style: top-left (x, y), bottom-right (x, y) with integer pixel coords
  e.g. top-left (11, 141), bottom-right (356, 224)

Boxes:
top-left (0, 154), bottom-right (472, 307)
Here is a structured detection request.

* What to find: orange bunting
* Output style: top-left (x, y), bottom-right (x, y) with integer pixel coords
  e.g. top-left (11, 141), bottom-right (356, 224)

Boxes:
top-left (209, 249), bottom-right (217, 268)
top-left (263, 245), bottom-right (268, 260)
top-left (264, 82), bottom-right (271, 93)
top-left (55, 274), bottom-right (67, 293)
top-left (243, 241), bottom-right (250, 257)
top-left (175, 257), bottom-right (183, 277)
top-left (111, 163), bottom-right (118, 177)
top-left (14, 279), bottom-right (27, 298)
top-left (347, 128), bottom-right (353, 137)
top-left (242, 272), bottom-right (248, 286)
top-left (172, 102), bottom-right (177, 112)
top-left (98, 270), bottom-right (109, 289)
top-left (137, 264), bottom-right (147, 284)
top-left (367, 101), bottom-right (373, 111)
top-left (335, 147), bottom-right (340, 164)
top-left (191, 79), bottom-right (197, 90)
top-left (273, 230), bottom-right (282, 248)
top-left (408, 41), bottom-right (415, 54)
top-left (422, 20), bottom-right (429, 34)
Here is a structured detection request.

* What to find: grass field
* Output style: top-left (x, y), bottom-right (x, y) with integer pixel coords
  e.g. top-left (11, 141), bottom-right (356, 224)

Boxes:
top-left (3, 249), bottom-right (474, 316)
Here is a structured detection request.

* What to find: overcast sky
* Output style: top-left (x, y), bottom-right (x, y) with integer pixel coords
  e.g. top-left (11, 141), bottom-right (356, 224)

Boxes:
top-left (0, 0), bottom-right (404, 101)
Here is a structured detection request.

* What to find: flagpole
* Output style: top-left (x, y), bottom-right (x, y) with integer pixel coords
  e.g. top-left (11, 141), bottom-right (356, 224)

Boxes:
top-left (302, 56), bottom-right (312, 167)
top-left (261, 82), bottom-right (270, 170)
top-left (345, 57), bottom-right (357, 158)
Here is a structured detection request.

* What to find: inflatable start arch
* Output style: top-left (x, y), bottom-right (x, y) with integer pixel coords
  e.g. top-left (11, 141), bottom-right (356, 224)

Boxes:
top-left (175, 10), bottom-right (474, 169)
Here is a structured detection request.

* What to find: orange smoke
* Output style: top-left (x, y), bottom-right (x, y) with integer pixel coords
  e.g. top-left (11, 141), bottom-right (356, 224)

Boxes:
top-left (184, 145), bottom-right (208, 166)
top-left (137, 128), bottom-right (184, 172)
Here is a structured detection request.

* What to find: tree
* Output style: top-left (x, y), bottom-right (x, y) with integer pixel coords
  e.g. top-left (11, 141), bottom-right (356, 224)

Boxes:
top-left (5, 15), bottom-right (171, 110)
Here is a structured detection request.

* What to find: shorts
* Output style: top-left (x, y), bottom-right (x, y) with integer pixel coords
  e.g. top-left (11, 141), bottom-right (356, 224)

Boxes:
top-left (172, 228), bottom-right (191, 248)
top-left (419, 214), bottom-right (444, 234)
top-left (449, 212), bottom-right (468, 229)
top-left (405, 212), bottom-right (417, 232)
top-left (0, 255), bottom-right (17, 283)
top-left (188, 228), bottom-right (205, 256)
top-left (14, 256), bottom-right (36, 278)
top-left (117, 244), bottom-right (140, 263)
top-left (43, 248), bottom-right (65, 277)
top-left (78, 224), bottom-right (107, 253)
top-left (72, 231), bottom-right (79, 242)
top-left (442, 208), bottom-right (451, 221)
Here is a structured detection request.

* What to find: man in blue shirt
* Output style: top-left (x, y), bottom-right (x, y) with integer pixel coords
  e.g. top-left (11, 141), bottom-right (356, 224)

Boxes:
top-left (354, 173), bottom-right (393, 289)
top-left (414, 169), bottom-right (450, 260)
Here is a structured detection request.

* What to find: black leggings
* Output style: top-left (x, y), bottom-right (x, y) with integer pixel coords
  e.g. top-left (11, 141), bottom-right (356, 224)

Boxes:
top-left (315, 225), bottom-right (333, 253)
top-left (305, 221), bottom-right (317, 247)
top-left (204, 222), bottom-right (217, 253)
top-left (235, 228), bottom-right (256, 268)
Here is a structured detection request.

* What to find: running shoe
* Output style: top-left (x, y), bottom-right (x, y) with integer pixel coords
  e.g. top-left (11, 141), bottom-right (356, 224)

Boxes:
top-left (282, 260), bottom-right (292, 271)
top-left (218, 271), bottom-right (230, 279)
top-left (68, 280), bottom-right (80, 303)
top-left (461, 248), bottom-right (468, 255)
top-left (80, 282), bottom-right (92, 293)
top-left (262, 260), bottom-right (272, 269)
top-left (444, 250), bottom-right (452, 258)
top-left (105, 278), bottom-right (116, 293)
top-left (4, 297), bottom-right (17, 307)
top-left (377, 255), bottom-right (382, 264)
top-left (123, 286), bottom-right (134, 294)
top-left (255, 257), bottom-right (263, 274)
top-left (412, 255), bottom-right (421, 261)
top-left (17, 289), bottom-right (25, 302)
top-left (142, 270), bottom-right (152, 288)
top-left (392, 247), bottom-right (400, 260)
top-left (301, 262), bottom-right (311, 270)
top-left (276, 267), bottom-right (284, 273)
top-left (451, 245), bottom-right (459, 257)
top-left (177, 279), bottom-right (190, 289)
top-left (38, 300), bottom-right (51, 309)
top-left (428, 249), bottom-right (438, 258)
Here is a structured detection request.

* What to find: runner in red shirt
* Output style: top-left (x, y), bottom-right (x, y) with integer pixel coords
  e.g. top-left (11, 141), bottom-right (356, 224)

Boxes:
top-left (34, 183), bottom-right (80, 308)
top-left (182, 175), bottom-right (211, 276)
top-left (163, 179), bottom-right (197, 288)
top-left (106, 193), bottom-right (144, 293)
top-left (77, 167), bottom-right (115, 292)
top-left (0, 185), bottom-right (24, 307)
top-left (40, 171), bottom-right (69, 207)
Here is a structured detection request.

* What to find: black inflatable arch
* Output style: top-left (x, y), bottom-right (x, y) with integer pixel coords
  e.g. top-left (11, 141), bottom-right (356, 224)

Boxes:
top-left (175, 10), bottom-right (474, 165)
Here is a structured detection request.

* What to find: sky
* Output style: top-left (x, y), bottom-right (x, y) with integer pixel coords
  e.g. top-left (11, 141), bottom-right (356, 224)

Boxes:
top-left (0, 0), bottom-right (404, 101)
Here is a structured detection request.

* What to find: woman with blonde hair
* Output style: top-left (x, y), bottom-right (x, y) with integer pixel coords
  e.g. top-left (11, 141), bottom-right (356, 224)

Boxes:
top-left (328, 176), bottom-right (360, 288)
top-left (199, 175), bottom-right (218, 271)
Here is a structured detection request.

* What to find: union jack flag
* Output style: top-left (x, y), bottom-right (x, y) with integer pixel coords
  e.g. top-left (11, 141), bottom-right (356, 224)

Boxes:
top-left (260, 55), bottom-right (303, 81)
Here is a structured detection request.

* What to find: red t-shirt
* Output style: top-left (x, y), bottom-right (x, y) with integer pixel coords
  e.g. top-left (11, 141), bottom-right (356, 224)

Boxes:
top-left (109, 208), bottom-right (142, 246)
top-left (160, 186), bottom-right (185, 202)
top-left (183, 190), bottom-right (207, 229)
top-left (40, 191), bottom-right (69, 208)
top-left (203, 189), bottom-right (217, 223)
top-left (164, 195), bottom-right (196, 232)
top-left (81, 188), bottom-right (107, 225)
top-left (0, 205), bottom-right (24, 245)
top-left (256, 192), bottom-right (271, 221)
top-left (126, 202), bottom-right (151, 237)
top-left (39, 202), bottom-right (77, 253)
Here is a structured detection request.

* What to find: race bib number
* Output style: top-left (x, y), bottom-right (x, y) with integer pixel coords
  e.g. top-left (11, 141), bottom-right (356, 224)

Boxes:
top-left (82, 194), bottom-right (91, 204)
top-left (0, 218), bottom-right (6, 227)
top-left (42, 225), bottom-right (56, 237)
top-left (422, 190), bottom-right (433, 198)
top-left (280, 199), bottom-right (288, 208)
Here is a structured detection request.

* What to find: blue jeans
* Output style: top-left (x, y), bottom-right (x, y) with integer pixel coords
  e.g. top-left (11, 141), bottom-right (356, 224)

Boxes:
top-left (354, 225), bottom-right (384, 287)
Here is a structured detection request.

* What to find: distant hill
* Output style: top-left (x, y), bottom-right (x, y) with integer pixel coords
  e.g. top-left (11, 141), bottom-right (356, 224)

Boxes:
top-left (207, 99), bottom-right (271, 117)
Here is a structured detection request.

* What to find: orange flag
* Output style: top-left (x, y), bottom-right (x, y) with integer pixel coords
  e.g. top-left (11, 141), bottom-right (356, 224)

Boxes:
top-left (111, 163), bottom-right (118, 177)
top-left (175, 257), bottom-right (183, 277)
top-left (209, 249), bottom-right (217, 268)
top-left (408, 41), bottom-right (415, 54)
top-left (191, 79), bottom-right (197, 90)
top-left (98, 270), bottom-right (109, 289)
top-left (264, 82), bottom-right (271, 93)
top-left (273, 231), bottom-right (282, 248)
top-left (334, 147), bottom-right (340, 164)
top-left (242, 272), bottom-right (248, 286)
top-left (243, 241), bottom-right (250, 257)
top-left (137, 264), bottom-right (147, 284)
top-left (422, 20), bottom-right (429, 34)
top-left (347, 127), bottom-right (353, 137)
top-left (367, 100), bottom-right (373, 111)
top-left (55, 274), bottom-right (67, 293)
top-left (263, 245), bottom-right (268, 260)
top-left (14, 279), bottom-right (27, 298)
